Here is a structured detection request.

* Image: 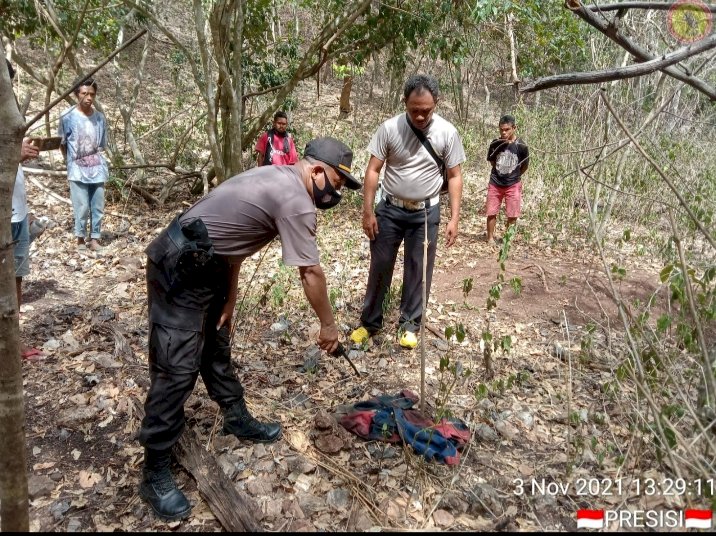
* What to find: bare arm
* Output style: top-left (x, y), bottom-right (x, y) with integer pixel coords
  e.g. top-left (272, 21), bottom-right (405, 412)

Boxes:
top-left (217, 261), bottom-right (242, 330)
top-left (299, 264), bottom-right (339, 353)
top-left (361, 155), bottom-right (384, 240)
top-left (519, 141), bottom-right (529, 176)
top-left (444, 165), bottom-right (463, 247)
top-left (58, 117), bottom-right (67, 163)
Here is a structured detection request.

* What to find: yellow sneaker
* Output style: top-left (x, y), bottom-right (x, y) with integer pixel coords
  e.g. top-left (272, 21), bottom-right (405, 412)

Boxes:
top-left (350, 327), bottom-right (370, 344)
top-left (399, 331), bottom-right (418, 349)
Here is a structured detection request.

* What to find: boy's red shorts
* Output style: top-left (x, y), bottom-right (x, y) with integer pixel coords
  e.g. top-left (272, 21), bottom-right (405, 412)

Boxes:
top-left (486, 182), bottom-right (522, 218)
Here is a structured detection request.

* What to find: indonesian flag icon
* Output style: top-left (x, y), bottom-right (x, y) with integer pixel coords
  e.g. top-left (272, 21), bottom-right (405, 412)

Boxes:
top-left (684, 510), bottom-right (713, 529)
top-left (577, 509), bottom-right (604, 529)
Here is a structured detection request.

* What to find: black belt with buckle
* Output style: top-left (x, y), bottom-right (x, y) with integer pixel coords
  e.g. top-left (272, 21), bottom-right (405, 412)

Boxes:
top-left (386, 194), bottom-right (440, 211)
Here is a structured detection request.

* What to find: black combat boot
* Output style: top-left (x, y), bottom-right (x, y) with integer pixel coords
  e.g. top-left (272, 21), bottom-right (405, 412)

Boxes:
top-left (222, 398), bottom-right (282, 443)
top-left (139, 448), bottom-right (192, 521)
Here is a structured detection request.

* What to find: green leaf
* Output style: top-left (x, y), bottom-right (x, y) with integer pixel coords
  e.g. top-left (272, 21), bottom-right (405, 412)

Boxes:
top-left (500, 335), bottom-right (512, 353)
top-left (703, 267), bottom-right (715, 284)
top-left (456, 323), bottom-right (466, 343)
top-left (462, 277), bottom-right (474, 298)
top-left (475, 383), bottom-right (488, 400)
top-left (656, 315), bottom-right (671, 333)
top-left (662, 423), bottom-right (677, 449)
top-left (616, 363), bottom-right (630, 381)
top-left (660, 264), bottom-right (674, 283)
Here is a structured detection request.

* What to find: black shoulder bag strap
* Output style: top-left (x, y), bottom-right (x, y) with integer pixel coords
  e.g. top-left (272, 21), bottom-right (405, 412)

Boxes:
top-left (265, 130), bottom-right (291, 165)
top-left (405, 117), bottom-right (448, 193)
top-left (264, 129), bottom-right (274, 166)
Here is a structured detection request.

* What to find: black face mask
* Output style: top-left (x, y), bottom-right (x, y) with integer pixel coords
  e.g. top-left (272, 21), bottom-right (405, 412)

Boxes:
top-left (312, 174), bottom-right (342, 210)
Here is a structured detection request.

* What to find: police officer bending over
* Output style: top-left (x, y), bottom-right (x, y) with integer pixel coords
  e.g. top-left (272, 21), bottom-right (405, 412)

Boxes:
top-left (139, 138), bottom-right (362, 520)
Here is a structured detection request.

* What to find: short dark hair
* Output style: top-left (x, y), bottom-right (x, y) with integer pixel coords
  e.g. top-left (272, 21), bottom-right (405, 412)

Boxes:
top-left (403, 74), bottom-right (439, 101)
top-left (499, 114), bottom-right (516, 127)
top-left (6, 59), bottom-right (15, 80)
top-left (274, 111), bottom-right (288, 121)
top-left (72, 77), bottom-right (98, 95)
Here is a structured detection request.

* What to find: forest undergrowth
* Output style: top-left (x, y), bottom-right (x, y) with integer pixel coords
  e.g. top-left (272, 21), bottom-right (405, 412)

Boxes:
top-left (21, 77), bottom-right (712, 531)
top-left (3, 2), bottom-right (715, 529)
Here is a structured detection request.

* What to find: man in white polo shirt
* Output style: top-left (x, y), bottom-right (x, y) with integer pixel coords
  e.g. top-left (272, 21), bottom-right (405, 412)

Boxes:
top-left (351, 74), bottom-right (465, 349)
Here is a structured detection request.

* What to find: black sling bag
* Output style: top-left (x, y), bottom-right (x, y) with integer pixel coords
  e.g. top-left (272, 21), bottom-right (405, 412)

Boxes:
top-left (406, 117), bottom-right (448, 194)
top-left (263, 129), bottom-right (291, 166)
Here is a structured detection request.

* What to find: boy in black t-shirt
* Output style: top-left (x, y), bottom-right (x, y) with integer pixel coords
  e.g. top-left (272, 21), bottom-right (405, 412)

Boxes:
top-left (485, 114), bottom-right (529, 244)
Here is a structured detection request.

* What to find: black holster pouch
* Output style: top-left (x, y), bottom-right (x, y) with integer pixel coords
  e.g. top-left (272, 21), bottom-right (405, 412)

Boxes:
top-left (145, 215), bottom-right (215, 283)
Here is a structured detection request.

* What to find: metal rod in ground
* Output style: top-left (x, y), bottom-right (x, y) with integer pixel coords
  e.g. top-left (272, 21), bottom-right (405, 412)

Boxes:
top-left (420, 206), bottom-right (427, 414)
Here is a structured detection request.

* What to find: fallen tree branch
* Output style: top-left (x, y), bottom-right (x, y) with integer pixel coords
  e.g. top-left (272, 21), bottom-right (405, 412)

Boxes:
top-left (22, 167), bottom-right (66, 177)
top-left (124, 182), bottom-right (158, 205)
top-left (522, 263), bottom-right (550, 293)
top-left (174, 428), bottom-right (262, 532)
top-left (24, 174), bottom-right (72, 205)
top-left (132, 399), bottom-right (262, 531)
top-left (521, 33), bottom-right (716, 93)
top-left (426, 323), bottom-right (446, 341)
top-left (566, 2), bottom-right (716, 101)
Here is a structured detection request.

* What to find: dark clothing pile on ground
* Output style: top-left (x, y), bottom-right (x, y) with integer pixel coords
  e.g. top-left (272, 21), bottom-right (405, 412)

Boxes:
top-left (339, 390), bottom-right (470, 465)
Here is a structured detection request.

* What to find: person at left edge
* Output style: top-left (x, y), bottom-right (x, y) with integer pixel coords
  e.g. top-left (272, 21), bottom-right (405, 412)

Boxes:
top-left (138, 137), bottom-right (362, 521)
top-left (7, 59), bottom-right (45, 361)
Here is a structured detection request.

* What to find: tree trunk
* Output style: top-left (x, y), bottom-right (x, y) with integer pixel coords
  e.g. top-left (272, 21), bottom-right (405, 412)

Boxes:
top-left (388, 50), bottom-right (404, 111)
top-left (128, 0), bottom-right (373, 180)
top-left (35, 0), bottom-right (88, 136)
top-left (114, 27), bottom-right (150, 182)
top-left (0, 62), bottom-right (30, 533)
top-left (506, 12), bottom-right (520, 103)
top-left (210, 0), bottom-right (244, 180)
top-left (193, 0), bottom-right (225, 183)
top-left (369, 52), bottom-right (378, 100)
top-left (293, 4), bottom-right (299, 39)
top-left (338, 75), bottom-right (352, 118)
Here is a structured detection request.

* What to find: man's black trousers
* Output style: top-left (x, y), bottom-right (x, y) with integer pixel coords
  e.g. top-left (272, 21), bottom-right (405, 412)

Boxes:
top-left (139, 226), bottom-right (244, 451)
top-left (360, 199), bottom-right (440, 334)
